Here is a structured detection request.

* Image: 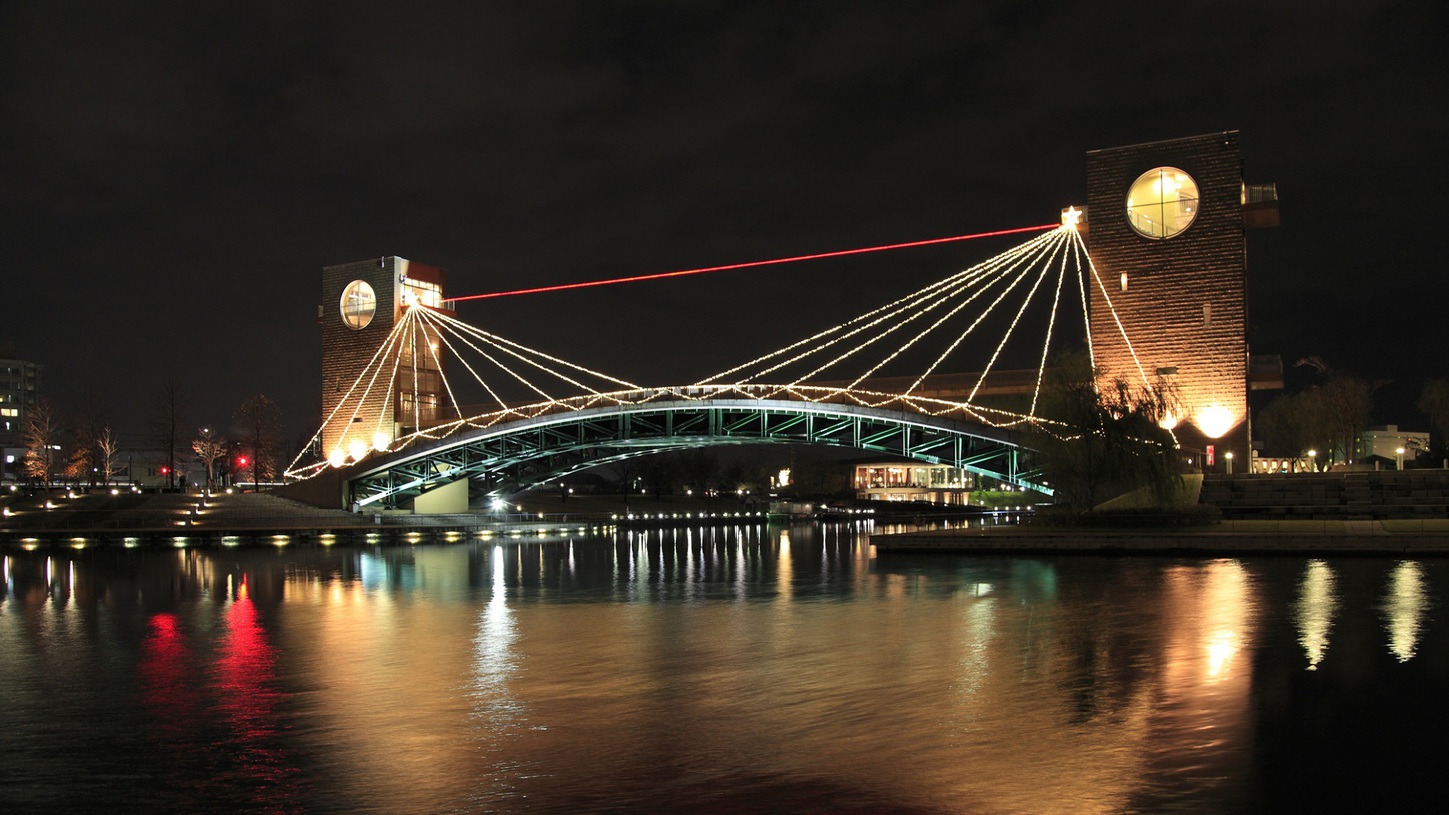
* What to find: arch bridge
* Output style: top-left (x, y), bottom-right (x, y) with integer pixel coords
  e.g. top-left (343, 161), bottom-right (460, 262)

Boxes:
top-left (291, 223), bottom-right (1133, 509)
top-left (344, 385), bottom-right (1044, 509)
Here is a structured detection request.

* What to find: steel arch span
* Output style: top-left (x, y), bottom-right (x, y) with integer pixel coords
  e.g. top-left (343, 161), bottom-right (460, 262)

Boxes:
top-left (343, 392), bottom-right (1049, 508)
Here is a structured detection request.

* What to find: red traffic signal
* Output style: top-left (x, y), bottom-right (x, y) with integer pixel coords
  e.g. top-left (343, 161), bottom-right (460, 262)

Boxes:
top-left (160, 466), bottom-right (170, 474)
top-left (236, 456), bottom-right (249, 467)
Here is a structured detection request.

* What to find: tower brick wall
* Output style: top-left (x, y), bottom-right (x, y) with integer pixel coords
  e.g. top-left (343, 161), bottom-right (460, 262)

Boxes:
top-left (319, 257), bottom-right (449, 461)
top-left (321, 258), bottom-right (400, 458)
top-left (1085, 131), bottom-right (1249, 463)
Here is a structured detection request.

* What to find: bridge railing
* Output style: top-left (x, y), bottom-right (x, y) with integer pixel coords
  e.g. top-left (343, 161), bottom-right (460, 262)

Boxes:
top-left (419, 383), bottom-right (1041, 440)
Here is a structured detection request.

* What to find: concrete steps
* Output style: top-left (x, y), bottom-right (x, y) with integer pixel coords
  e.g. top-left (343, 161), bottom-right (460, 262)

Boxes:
top-left (1201, 471), bottom-right (1449, 520)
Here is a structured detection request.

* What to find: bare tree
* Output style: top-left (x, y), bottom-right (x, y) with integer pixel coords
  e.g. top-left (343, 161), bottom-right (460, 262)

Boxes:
top-left (21, 396), bottom-right (61, 488)
top-left (676, 449), bottom-right (718, 496)
top-left (637, 453), bottom-right (676, 500)
top-left (234, 394), bottom-right (282, 489)
top-left (191, 427), bottom-right (228, 491)
top-left (96, 424), bottom-right (121, 485)
top-left (68, 405), bottom-right (112, 487)
top-left (150, 377), bottom-right (185, 490)
top-left (1417, 379), bottom-right (1449, 465)
top-left (604, 456), bottom-right (641, 505)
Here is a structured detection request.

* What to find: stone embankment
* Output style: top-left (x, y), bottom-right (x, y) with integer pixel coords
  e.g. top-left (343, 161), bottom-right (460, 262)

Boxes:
top-left (875, 471), bottom-right (1449, 556)
top-left (872, 519), bottom-right (1449, 556)
top-left (1201, 471), bottom-right (1449, 520)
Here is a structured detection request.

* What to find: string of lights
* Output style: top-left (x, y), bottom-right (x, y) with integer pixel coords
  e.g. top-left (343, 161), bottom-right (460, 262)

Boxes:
top-left (1027, 232), bottom-right (1073, 417)
top-left (889, 231), bottom-right (1067, 400)
top-left (787, 233), bottom-right (1059, 390)
top-left (1074, 229), bottom-right (1150, 388)
top-left (864, 234), bottom-right (1062, 396)
top-left (690, 244), bottom-right (1011, 386)
top-left (700, 229), bottom-right (1060, 388)
top-left (419, 307), bottom-right (640, 394)
top-left (964, 233), bottom-right (1070, 405)
top-left (1071, 234), bottom-right (1095, 374)
top-left (284, 309), bottom-right (414, 475)
top-left (286, 220), bottom-right (1174, 478)
top-left (418, 308), bottom-right (568, 405)
top-left (421, 311), bottom-right (516, 414)
top-left (422, 315), bottom-right (465, 424)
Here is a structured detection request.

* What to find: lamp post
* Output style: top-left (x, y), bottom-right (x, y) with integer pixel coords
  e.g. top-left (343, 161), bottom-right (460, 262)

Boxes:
top-left (1396, 447), bottom-right (1405, 471)
top-left (1308, 449), bottom-right (1317, 472)
top-left (1225, 451), bottom-right (1234, 475)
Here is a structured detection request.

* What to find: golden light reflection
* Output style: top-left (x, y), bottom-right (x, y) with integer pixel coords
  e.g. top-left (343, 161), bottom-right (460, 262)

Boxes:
top-left (472, 545), bottom-right (523, 730)
top-left (1162, 559), bottom-right (1254, 685)
top-left (1203, 561), bottom-right (1249, 680)
top-left (1294, 560), bottom-right (1337, 670)
top-left (776, 528), bottom-right (793, 603)
top-left (954, 594), bottom-right (996, 700)
top-left (1381, 560), bottom-right (1427, 663)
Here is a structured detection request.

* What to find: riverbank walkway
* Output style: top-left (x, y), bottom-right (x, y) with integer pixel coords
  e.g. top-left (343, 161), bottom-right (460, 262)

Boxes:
top-left (0, 489), bottom-right (620, 546)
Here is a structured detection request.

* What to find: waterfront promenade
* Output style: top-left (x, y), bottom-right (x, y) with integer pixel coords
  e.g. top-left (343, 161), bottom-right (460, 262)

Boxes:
top-left (0, 489), bottom-right (619, 546)
top-left (0, 488), bottom-right (781, 547)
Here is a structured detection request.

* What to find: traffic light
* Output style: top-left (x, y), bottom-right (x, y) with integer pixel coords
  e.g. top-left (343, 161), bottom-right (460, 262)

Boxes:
top-left (160, 466), bottom-right (170, 475)
top-left (236, 455), bottom-right (249, 468)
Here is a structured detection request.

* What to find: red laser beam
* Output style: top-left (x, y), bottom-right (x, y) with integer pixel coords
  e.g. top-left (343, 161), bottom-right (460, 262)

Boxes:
top-left (444, 223), bottom-right (1060, 302)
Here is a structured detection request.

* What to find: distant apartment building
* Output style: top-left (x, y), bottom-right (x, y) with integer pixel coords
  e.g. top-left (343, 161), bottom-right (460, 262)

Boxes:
top-left (0, 344), bottom-right (42, 481)
top-left (1358, 425), bottom-right (1428, 467)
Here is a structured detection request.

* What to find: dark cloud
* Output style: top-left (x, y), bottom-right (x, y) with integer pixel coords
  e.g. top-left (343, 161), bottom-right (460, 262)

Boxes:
top-left (1, 0), bottom-right (1445, 439)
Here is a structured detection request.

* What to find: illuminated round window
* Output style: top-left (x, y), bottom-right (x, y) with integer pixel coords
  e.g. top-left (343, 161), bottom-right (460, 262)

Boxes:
top-left (1125, 167), bottom-right (1199, 239)
top-left (340, 280), bottom-right (376, 330)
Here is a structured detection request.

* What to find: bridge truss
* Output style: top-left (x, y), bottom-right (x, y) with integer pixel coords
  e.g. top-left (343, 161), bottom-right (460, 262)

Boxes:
top-left (345, 386), bottom-right (1039, 508)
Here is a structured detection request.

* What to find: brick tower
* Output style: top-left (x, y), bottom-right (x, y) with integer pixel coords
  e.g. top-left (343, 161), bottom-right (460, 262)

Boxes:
top-left (1084, 131), bottom-right (1277, 469)
top-left (319, 257), bottom-right (449, 464)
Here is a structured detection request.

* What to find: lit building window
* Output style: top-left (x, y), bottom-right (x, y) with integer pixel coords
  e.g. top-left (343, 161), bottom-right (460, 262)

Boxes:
top-left (399, 275), bottom-right (443, 308)
top-left (340, 280), bottom-right (377, 330)
top-left (1126, 167), bottom-right (1199, 239)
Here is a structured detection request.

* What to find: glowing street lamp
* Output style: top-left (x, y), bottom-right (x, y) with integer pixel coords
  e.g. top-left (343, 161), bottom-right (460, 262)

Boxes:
top-left (1396, 446), bottom-right (1406, 470)
top-left (1307, 449), bottom-right (1317, 472)
top-left (1224, 451), bottom-right (1234, 475)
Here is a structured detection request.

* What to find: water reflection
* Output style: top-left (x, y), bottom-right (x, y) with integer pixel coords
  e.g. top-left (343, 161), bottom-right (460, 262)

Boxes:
top-left (1148, 559), bottom-right (1256, 811)
top-left (0, 536), bottom-right (1443, 814)
top-left (1204, 560), bottom-right (1250, 681)
top-left (470, 545), bottom-right (529, 807)
top-left (1295, 559), bottom-right (1338, 670)
top-left (1381, 560), bottom-right (1428, 663)
top-left (139, 612), bottom-right (197, 739)
top-left (213, 575), bottom-right (301, 811)
top-left (776, 526), bottom-right (793, 602)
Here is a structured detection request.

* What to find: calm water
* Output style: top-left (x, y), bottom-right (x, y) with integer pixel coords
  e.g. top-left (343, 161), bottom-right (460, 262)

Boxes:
top-left (1, 524), bottom-right (1444, 814)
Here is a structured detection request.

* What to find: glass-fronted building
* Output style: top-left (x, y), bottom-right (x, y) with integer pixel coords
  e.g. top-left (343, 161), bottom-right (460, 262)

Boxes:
top-left (853, 460), bottom-right (975, 505)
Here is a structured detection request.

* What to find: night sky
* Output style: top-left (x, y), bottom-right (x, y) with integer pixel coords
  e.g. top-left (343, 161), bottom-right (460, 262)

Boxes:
top-left (4, 0), bottom-right (1445, 444)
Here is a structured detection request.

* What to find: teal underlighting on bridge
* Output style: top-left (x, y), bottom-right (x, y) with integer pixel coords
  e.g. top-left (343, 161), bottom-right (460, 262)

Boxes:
top-left (346, 389), bottom-right (1048, 508)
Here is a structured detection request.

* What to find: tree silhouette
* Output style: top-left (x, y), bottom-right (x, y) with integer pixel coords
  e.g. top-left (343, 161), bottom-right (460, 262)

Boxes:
top-left (234, 394), bottom-right (282, 488)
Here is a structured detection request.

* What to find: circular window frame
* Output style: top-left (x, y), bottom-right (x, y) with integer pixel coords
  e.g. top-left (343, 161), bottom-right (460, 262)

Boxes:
top-left (1125, 167), bottom-right (1200, 240)
top-left (339, 280), bottom-right (377, 330)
